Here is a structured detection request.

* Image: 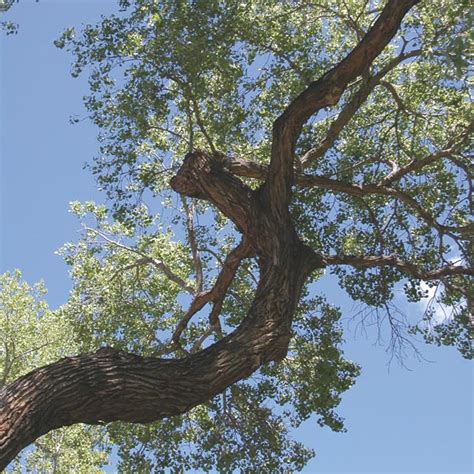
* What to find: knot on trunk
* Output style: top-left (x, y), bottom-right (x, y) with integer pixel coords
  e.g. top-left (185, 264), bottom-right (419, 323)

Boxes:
top-left (170, 150), bottom-right (256, 235)
top-left (170, 151), bottom-right (223, 198)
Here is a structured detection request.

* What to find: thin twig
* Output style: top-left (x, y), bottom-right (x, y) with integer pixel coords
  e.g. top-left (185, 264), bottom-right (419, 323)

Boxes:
top-left (85, 227), bottom-right (194, 294)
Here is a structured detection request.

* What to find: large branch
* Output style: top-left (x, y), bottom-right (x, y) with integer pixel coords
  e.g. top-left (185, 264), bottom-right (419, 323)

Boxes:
top-left (300, 49), bottom-right (422, 169)
top-left (0, 2), bottom-right (422, 466)
top-left (225, 158), bottom-right (472, 236)
top-left (265, 0), bottom-right (419, 211)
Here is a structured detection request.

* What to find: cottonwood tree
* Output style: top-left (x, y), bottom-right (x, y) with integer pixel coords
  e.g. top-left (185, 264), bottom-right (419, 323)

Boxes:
top-left (1, 0), bottom-right (472, 471)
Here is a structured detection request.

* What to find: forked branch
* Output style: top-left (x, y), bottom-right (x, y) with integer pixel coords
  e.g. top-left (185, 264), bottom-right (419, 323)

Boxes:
top-left (300, 49), bottom-right (422, 169)
top-left (171, 240), bottom-right (254, 347)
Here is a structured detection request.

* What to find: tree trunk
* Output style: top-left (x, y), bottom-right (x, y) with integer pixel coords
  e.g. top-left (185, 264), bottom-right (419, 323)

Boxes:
top-left (0, 152), bottom-right (320, 469)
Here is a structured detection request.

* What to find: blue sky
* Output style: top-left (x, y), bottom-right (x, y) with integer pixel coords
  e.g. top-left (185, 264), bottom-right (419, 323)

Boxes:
top-left (0, 2), bottom-right (472, 473)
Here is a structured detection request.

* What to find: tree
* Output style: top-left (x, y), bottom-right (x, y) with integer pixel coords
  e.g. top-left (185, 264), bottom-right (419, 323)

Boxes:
top-left (1, 0), bottom-right (472, 470)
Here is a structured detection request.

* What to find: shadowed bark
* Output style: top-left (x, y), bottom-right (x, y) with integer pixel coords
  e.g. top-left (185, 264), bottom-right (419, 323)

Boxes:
top-left (0, 1), bottom-right (421, 468)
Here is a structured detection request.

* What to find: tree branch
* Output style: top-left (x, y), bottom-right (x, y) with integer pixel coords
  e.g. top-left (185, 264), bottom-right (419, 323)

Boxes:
top-left (379, 80), bottom-right (420, 117)
top-left (170, 240), bottom-right (253, 347)
top-left (188, 92), bottom-right (217, 155)
top-left (265, 0), bottom-right (420, 211)
top-left (322, 254), bottom-right (473, 280)
top-left (300, 76), bottom-right (375, 167)
top-left (1, 152), bottom-right (320, 469)
top-left (0, 1), bottom-right (423, 465)
top-left (381, 122), bottom-right (474, 185)
top-left (300, 49), bottom-right (422, 169)
top-left (225, 158), bottom-right (472, 236)
top-left (181, 197), bottom-right (204, 294)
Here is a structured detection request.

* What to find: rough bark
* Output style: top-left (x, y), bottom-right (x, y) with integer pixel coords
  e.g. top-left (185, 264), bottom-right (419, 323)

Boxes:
top-left (0, 0), bottom-right (420, 468)
top-left (0, 151), bottom-right (320, 469)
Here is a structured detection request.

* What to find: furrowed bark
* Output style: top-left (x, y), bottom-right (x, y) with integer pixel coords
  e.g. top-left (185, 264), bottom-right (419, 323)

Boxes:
top-left (0, 152), bottom-right (320, 469)
top-left (0, 254), bottom-right (313, 468)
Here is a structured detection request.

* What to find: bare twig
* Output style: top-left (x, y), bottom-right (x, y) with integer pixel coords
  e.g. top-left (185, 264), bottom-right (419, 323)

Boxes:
top-left (85, 227), bottom-right (194, 294)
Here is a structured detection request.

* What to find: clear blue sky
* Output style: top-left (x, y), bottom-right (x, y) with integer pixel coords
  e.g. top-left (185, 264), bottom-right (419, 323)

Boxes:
top-left (0, 2), bottom-right (472, 473)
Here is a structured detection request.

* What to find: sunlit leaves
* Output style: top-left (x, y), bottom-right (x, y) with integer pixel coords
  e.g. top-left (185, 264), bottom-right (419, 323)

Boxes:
top-left (0, 271), bottom-right (67, 385)
top-left (60, 204), bottom-right (193, 355)
top-left (263, 297), bottom-right (360, 432)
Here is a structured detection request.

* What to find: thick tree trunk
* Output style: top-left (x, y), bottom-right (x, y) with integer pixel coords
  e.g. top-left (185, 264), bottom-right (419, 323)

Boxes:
top-left (0, 152), bottom-right (320, 469)
top-left (0, 256), bottom-right (315, 468)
